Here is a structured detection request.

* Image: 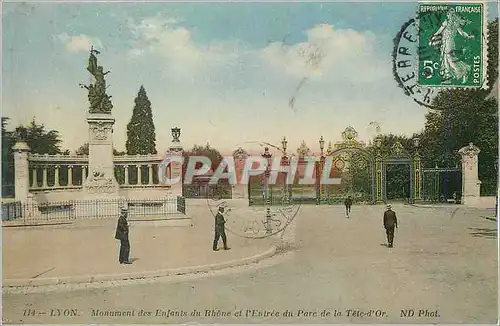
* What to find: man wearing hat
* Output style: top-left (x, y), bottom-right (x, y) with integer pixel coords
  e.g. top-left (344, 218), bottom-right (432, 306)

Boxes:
top-left (383, 204), bottom-right (398, 248)
top-left (115, 205), bottom-right (131, 264)
top-left (213, 205), bottom-right (231, 251)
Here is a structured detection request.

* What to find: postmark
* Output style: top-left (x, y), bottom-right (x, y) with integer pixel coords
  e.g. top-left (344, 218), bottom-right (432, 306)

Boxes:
top-left (417, 3), bottom-right (487, 88)
top-left (205, 140), bottom-right (301, 239)
top-left (393, 18), bottom-right (441, 108)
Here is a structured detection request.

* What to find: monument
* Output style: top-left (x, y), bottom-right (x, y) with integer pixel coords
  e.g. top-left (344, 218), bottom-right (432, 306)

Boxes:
top-left (80, 47), bottom-right (119, 197)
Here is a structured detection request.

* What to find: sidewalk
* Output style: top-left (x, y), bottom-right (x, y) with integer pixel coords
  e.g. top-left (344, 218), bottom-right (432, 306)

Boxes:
top-left (3, 209), bottom-right (276, 287)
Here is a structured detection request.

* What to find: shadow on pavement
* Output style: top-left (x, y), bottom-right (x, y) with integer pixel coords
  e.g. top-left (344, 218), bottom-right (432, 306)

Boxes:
top-left (379, 243), bottom-right (388, 247)
top-left (469, 228), bottom-right (497, 239)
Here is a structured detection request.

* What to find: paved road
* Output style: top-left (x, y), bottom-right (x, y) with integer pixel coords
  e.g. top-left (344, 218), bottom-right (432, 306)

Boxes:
top-left (3, 204), bottom-right (497, 324)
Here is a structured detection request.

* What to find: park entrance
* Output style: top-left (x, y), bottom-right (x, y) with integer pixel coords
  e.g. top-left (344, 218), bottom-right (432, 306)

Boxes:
top-left (247, 127), bottom-right (466, 206)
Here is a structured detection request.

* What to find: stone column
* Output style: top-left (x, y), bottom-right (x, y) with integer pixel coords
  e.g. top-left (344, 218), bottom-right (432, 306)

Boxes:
top-left (68, 165), bottom-right (73, 186)
top-left (54, 165), bottom-right (60, 187)
top-left (458, 143), bottom-right (481, 206)
top-left (42, 165), bottom-right (48, 188)
top-left (12, 142), bottom-right (30, 202)
top-left (148, 164), bottom-right (153, 185)
top-left (31, 167), bottom-right (38, 189)
top-left (124, 165), bottom-right (129, 185)
top-left (137, 165), bottom-right (142, 185)
top-left (165, 127), bottom-right (184, 197)
top-left (233, 155), bottom-right (249, 199)
top-left (82, 165), bottom-right (87, 182)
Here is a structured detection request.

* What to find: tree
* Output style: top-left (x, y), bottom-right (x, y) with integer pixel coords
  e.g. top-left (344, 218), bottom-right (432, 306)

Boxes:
top-left (182, 143), bottom-right (231, 198)
top-left (2, 117), bottom-right (15, 197)
top-left (14, 118), bottom-right (63, 155)
top-left (125, 86), bottom-right (157, 155)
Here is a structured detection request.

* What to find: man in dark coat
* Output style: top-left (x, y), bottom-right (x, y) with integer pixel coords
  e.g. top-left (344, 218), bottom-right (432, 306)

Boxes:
top-left (344, 196), bottom-right (353, 217)
top-left (213, 206), bottom-right (230, 251)
top-left (115, 206), bottom-right (131, 264)
top-left (383, 204), bottom-right (398, 248)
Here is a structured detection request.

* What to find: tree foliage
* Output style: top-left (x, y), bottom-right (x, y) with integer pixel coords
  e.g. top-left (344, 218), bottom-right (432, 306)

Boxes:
top-left (14, 118), bottom-right (63, 155)
top-left (125, 85), bottom-right (157, 155)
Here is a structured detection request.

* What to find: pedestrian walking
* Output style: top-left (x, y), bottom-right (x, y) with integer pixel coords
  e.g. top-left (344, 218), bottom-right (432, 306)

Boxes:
top-left (213, 206), bottom-right (231, 251)
top-left (115, 205), bottom-right (131, 264)
top-left (383, 204), bottom-right (398, 248)
top-left (344, 196), bottom-right (353, 217)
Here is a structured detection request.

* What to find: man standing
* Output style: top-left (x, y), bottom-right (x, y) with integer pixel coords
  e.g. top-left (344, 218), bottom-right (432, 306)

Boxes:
top-left (213, 206), bottom-right (230, 251)
top-left (383, 204), bottom-right (398, 248)
top-left (115, 205), bottom-right (131, 264)
top-left (344, 196), bottom-right (353, 217)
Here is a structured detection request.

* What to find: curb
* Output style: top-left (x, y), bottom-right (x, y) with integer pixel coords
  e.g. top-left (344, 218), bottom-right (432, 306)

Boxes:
top-left (3, 246), bottom-right (277, 288)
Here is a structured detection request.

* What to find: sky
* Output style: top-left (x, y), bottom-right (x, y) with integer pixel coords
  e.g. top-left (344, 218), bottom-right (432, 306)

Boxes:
top-left (2, 1), bottom-right (498, 155)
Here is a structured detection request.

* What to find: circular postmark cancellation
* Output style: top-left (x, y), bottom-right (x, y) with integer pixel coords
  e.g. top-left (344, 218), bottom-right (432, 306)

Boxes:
top-left (393, 2), bottom-right (488, 109)
top-left (205, 140), bottom-right (301, 239)
top-left (393, 18), bottom-right (441, 109)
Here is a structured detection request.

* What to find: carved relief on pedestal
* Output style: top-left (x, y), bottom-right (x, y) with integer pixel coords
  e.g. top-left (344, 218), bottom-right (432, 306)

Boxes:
top-left (14, 155), bottom-right (26, 179)
top-left (84, 169), bottom-right (117, 194)
top-left (90, 121), bottom-right (113, 141)
top-left (458, 143), bottom-right (480, 171)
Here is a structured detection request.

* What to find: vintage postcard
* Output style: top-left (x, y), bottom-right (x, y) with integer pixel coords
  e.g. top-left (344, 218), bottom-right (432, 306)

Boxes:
top-left (2, 0), bottom-right (498, 324)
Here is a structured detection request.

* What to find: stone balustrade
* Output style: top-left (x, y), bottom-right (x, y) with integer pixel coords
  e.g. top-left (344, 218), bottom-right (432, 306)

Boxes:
top-left (27, 153), bottom-right (169, 192)
top-left (113, 155), bottom-right (166, 188)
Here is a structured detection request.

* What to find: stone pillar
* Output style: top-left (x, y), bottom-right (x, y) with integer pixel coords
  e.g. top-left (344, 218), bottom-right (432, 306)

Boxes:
top-left (54, 165), bottom-right (60, 187)
top-left (12, 142), bottom-right (30, 202)
top-left (42, 165), bottom-right (48, 188)
top-left (164, 127), bottom-right (184, 197)
top-left (68, 165), bottom-right (73, 186)
top-left (83, 113), bottom-right (118, 196)
top-left (233, 154), bottom-right (249, 200)
top-left (137, 165), bottom-right (142, 185)
top-left (148, 164), bottom-right (153, 185)
top-left (31, 167), bottom-right (38, 188)
top-left (124, 165), bottom-right (128, 185)
top-left (458, 143), bottom-right (481, 206)
top-left (82, 165), bottom-right (87, 181)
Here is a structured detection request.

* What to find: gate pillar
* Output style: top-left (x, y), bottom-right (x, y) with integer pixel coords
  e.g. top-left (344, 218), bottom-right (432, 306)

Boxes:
top-left (458, 143), bottom-right (481, 205)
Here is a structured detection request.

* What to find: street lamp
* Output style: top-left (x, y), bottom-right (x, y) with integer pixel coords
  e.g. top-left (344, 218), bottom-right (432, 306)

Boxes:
top-left (319, 135), bottom-right (325, 157)
top-left (262, 147), bottom-right (273, 234)
top-left (281, 137), bottom-right (288, 155)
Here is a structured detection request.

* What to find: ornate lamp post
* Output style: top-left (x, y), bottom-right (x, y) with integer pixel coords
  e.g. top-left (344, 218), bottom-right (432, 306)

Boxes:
top-left (262, 147), bottom-right (272, 234)
top-left (412, 137), bottom-right (421, 204)
top-left (281, 137), bottom-right (290, 205)
top-left (318, 136), bottom-right (325, 204)
top-left (374, 136), bottom-right (383, 203)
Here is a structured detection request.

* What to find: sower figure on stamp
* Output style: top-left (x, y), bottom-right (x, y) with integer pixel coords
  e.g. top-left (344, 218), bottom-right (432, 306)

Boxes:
top-left (115, 205), bottom-right (132, 264)
top-left (383, 204), bottom-right (398, 248)
top-left (344, 196), bottom-right (353, 218)
top-left (213, 206), bottom-right (231, 251)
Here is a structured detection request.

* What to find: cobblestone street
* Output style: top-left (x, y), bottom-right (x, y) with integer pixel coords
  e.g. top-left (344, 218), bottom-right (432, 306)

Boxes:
top-left (3, 204), bottom-right (497, 324)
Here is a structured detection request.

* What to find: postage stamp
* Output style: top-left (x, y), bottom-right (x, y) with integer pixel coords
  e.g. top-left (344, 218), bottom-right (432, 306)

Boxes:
top-left (417, 2), bottom-right (487, 88)
top-left (2, 1), bottom-right (499, 325)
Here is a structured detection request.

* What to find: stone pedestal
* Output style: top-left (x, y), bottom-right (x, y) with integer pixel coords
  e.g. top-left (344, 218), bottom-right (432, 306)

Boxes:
top-left (459, 143), bottom-right (481, 206)
top-left (12, 141), bottom-right (30, 203)
top-left (83, 113), bottom-right (119, 199)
